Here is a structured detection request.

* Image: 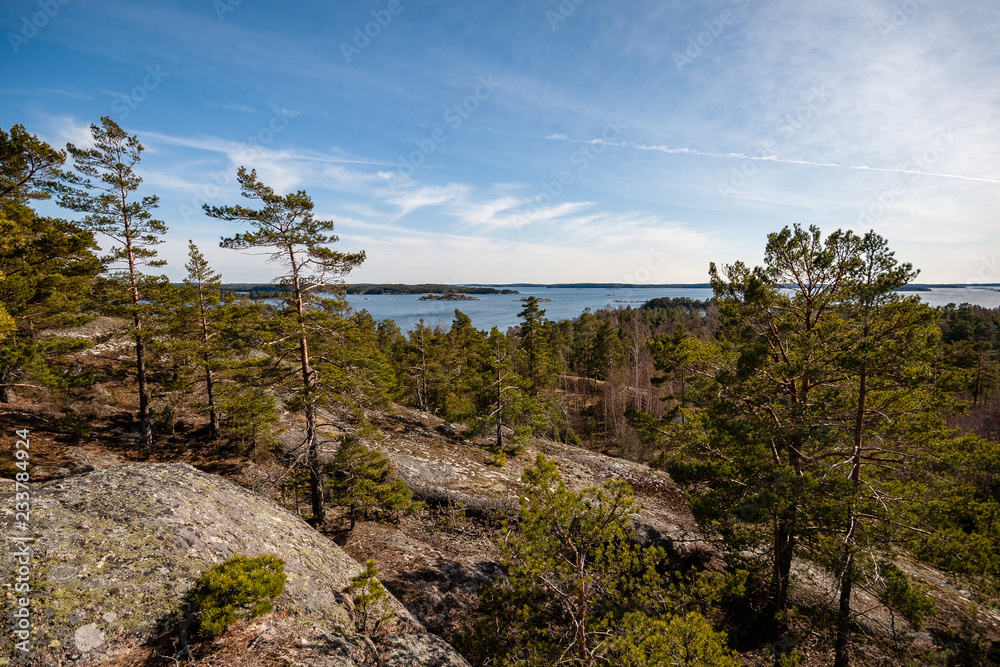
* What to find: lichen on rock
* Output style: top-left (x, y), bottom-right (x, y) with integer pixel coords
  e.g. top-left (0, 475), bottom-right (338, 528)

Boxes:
top-left (0, 463), bottom-right (469, 666)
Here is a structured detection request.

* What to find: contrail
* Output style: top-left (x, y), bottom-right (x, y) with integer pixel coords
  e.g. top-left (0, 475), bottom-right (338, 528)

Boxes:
top-left (622, 141), bottom-right (1000, 185)
top-left (550, 135), bottom-right (1000, 186)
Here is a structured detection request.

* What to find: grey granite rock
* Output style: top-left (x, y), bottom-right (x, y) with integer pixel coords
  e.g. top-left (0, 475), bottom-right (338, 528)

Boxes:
top-left (0, 463), bottom-right (469, 666)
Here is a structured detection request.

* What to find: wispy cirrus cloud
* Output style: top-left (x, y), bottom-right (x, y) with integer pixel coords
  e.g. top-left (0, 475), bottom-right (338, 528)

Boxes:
top-left (0, 86), bottom-right (92, 100)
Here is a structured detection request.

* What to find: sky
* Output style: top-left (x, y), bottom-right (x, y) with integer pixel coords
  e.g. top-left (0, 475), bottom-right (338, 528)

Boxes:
top-left (2, 0), bottom-right (999, 285)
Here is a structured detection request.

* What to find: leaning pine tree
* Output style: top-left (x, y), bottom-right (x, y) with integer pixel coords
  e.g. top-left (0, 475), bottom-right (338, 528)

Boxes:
top-left (204, 167), bottom-right (365, 524)
top-left (59, 117), bottom-right (167, 446)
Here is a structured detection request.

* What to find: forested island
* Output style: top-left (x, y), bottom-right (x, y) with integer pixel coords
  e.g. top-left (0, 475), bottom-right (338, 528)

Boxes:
top-left (417, 293), bottom-right (481, 301)
top-left (2, 120), bottom-right (1000, 666)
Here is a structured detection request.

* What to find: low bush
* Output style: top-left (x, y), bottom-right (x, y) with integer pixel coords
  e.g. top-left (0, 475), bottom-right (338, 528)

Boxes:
top-left (188, 553), bottom-right (286, 639)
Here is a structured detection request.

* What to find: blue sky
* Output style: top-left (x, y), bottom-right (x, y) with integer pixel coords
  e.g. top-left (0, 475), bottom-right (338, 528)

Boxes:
top-left (2, 0), bottom-right (999, 284)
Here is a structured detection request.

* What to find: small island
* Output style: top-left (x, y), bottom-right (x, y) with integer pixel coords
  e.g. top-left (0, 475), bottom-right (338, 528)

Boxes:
top-left (418, 292), bottom-right (481, 301)
top-left (519, 297), bottom-right (553, 302)
top-left (349, 284), bottom-right (519, 295)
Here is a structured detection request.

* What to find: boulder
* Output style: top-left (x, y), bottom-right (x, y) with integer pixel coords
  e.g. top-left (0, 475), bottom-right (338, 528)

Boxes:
top-left (0, 463), bottom-right (469, 666)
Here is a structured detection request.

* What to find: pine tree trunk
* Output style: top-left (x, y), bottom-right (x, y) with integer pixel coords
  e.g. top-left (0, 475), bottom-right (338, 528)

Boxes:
top-left (835, 367), bottom-right (867, 667)
top-left (771, 517), bottom-right (795, 621)
top-left (125, 237), bottom-right (152, 447)
top-left (199, 286), bottom-right (221, 440)
top-left (496, 346), bottom-right (503, 452)
top-left (303, 341), bottom-right (323, 523)
top-left (291, 267), bottom-right (324, 525)
top-left (834, 551), bottom-right (855, 666)
top-left (576, 560), bottom-right (589, 666)
top-left (769, 382), bottom-right (807, 631)
top-left (205, 361), bottom-right (220, 440)
top-left (135, 326), bottom-right (152, 446)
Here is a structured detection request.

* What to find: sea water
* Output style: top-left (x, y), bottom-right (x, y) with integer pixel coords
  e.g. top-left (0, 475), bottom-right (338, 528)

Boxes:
top-left (342, 285), bottom-right (1000, 333)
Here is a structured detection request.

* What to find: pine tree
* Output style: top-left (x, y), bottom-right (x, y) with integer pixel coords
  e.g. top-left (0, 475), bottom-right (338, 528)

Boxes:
top-left (188, 554), bottom-right (286, 640)
top-left (0, 123), bottom-right (66, 202)
top-left (325, 435), bottom-right (413, 529)
top-left (206, 167), bottom-right (365, 524)
top-left (164, 269), bottom-right (278, 450)
top-left (830, 232), bottom-right (941, 667)
top-left (517, 296), bottom-right (553, 395)
top-left (472, 327), bottom-right (542, 461)
top-left (465, 454), bottom-right (739, 666)
top-left (347, 560), bottom-right (393, 637)
top-left (218, 387), bottom-right (282, 457)
top-left (406, 319), bottom-right (435, 411)
top-left (707, 224), bottom-right (859, 630)
top-left (59, 117), bottom-right (167, 444)
top-left (0, 200), bottom-right (101, 402)
top-left (181, 242), bottom-right (225, 438)
top-left (439, 310), bottom-right (489, 422)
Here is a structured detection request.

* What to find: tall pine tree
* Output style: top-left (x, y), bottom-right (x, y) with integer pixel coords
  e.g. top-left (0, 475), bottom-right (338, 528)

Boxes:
top-left (830, 232), bottom-right (941, 666)
top-left (59, 117), bottom-right (166, 444)
top-left (707, 224), bottom-right (859, 631)
top-left (205, 167), bottom-right (365, 524)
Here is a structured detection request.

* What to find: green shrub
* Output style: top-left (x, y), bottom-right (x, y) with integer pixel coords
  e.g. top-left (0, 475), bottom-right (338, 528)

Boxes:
top-left (878, 562), bottom-right (936, 629)
top-left (325, 436), bottom-right (416, 529)
top-left (188, 554), bottom-right (286, 639)
top-left (347, 559), bottom-right (393, 636)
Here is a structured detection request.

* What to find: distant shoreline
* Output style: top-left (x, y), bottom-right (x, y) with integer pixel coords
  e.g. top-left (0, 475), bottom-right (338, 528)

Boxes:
top-left (215, 282), bottom-right (1000, 296)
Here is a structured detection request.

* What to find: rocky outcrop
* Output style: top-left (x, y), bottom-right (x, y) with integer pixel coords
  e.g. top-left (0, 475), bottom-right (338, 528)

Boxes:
top-left (369, 405), bottom-right (714, 567)
top-left (334, 406), bottom-right (717, 644)
top-left (0, 463), bottom-right (469, 666)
